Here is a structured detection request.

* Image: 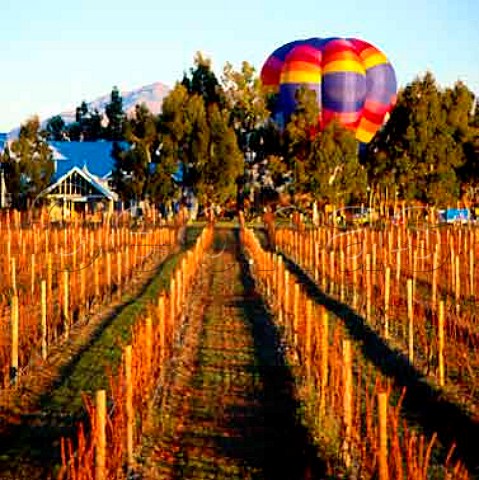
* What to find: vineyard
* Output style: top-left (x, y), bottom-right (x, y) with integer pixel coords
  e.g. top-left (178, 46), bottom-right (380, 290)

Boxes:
top-left (0, 211), bottom-right (478, 479)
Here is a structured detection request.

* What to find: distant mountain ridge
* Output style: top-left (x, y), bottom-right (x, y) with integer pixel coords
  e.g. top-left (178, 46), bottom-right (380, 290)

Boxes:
top-left (52, 81), bottom-right (171, 125)
top-left (7, 81), bottom-right (171, 137)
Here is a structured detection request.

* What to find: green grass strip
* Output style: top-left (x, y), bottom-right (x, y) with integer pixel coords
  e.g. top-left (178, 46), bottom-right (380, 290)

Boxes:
top-left (40, 226), bottom-right (202, 417)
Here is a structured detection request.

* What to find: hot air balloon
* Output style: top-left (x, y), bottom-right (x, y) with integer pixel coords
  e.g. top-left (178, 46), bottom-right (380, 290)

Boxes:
top-left (260, 37), bottom-right (397, 144)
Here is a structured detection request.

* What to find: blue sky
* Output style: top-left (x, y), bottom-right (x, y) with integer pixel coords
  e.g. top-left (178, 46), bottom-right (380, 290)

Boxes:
top-left (1, 0), bottom-right (477, 132)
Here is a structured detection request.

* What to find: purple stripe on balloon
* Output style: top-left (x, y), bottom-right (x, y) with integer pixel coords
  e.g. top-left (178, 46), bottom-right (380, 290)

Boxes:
top-left (322, 71), bottom-right (366, 112)
top-left (279, 83), bottom-right (321, 117)
top-left (365, 63), bottom-right (397, 104)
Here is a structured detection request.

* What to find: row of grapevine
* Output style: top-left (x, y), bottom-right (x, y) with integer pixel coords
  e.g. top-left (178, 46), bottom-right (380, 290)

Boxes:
top-left (241, 227), bottom-right (469, 479)
top-left (275, 224), bottom-right (479, 413)
top-left (0, 213), bottom-right (183, 388)
top-left (57, 224), bottom-right (214, 479)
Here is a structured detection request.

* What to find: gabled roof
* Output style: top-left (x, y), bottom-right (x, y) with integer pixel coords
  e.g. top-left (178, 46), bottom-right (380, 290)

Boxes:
top-left (48, 141), bottom-right (127, 180)
top-left (42, 165), bottom-right (118, 201)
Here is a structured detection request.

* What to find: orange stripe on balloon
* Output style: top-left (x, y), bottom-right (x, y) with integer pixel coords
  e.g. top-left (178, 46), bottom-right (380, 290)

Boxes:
top-left (357, 46), bottom-right (379, 59)
top-left (357, 117), bottom-right (380, 134)
top-left (322, 109), bottom-right (362, 124)
top-left (282, 60), bottom-right (321, 73)
top-left (323, 50), bottom-right (362, 63)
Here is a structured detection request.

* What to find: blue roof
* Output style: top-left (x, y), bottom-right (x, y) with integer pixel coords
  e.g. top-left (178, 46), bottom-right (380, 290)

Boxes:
top-left (0, 133), bottom-right (7, 154)
top-left (49, 141), bottom-right (127, 180)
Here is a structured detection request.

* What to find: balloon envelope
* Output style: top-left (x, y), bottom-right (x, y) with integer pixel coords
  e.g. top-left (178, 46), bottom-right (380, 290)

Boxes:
top-left (261, 37), bottom-right (397, 143)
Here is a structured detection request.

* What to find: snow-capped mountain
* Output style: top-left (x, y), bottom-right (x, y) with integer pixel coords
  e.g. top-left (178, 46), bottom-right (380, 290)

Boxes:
top-left (55, 81), bottom-right (171, 124)
top-left (8, 81), bottom-right (171, 137)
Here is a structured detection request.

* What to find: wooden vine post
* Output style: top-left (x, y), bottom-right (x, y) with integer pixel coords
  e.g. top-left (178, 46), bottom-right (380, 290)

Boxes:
top-left (470, 248), bottom-right (474, 298)
top-left (438, 301), bottom-right (445, 387)
top-left (124, 346), bottom-right (134, 470)
top-left (366, 253), bottom-right (372, 320)
top-left (319, 308), bottom-right (329, 421)
top-left (305, 299), bottom-right (313, 384)
top-left (94, 258), bottom-right (100, 300)
top-left (293, 283), bottom-right (300, 344)
top-left (455, 255), bottom-right (460, 315)
top-left (432, 248), bottom-right (438, 310)
top-left (407, 278), bottom-right (414, 364)
top-left (106, 252), bottom-right (112, 300)
top-left (342, 339), bottom-right (352, 468)
top-left (63, 270), bottom-right (69, 338)
top-left (95, 389), bottom-right (107, 480)
top-left (157, 295), bottom-right (165, 366)
top-left (145, 317), bottom-right (153, 381)
top-left (10, 295), bottom-right (19, 384)
top-left (11, 257), bottom-right (16, 294)
top-left (378, 392), bottom-right (389, 480)
top-left (41, 280), bottom-right (47, 360)
top-left (117, 251), bottom-right (122, 298)
top-left (31, 253), bottom-right (36, 296)
top-left (384, 266), bottom-right (390, 339)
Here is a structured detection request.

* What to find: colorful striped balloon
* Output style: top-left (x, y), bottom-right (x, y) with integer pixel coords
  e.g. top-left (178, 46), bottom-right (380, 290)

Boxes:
top-left (260, 37), bottom-right (397, 143)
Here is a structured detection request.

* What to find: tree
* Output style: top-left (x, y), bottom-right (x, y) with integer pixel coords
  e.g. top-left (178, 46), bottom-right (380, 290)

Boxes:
top-left (457, 96), bottom-right (479, 200)
top-left (195, 104), bottom-right (244, 205)
top-left (113, 104), bottom-right (156, 201)
top-left (67, 101), bottom-right (104, 141)
top-left (282, 87), bottom-right (366, 204)
top-left (5, 116), bottom-right (54, 206)
top-left (472, 100), bottom-right (479, 129)
top-left (182, 52), bottom-right (223, 107)
top-left (221, 61), bottom-right (268, 149)
top-left (105, 86), bottom-right (125, 141)
top-left (365, 72), bottom-right (472, 205)
top-left (160, 63), bottom-right (244, 207)
top-left (46, 115), bottom-right (66, 141)
top-left (221, 61), bottom-right (271, 210)
top-left (283, 87), bottom-right (321, 196)
top-left (308, 122), bottom-right (367, 204)
top-left (112, 104), bottom-right (178, 203)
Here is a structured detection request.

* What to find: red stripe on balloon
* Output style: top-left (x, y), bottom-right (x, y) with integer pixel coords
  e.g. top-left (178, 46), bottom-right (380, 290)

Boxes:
top-left (260, 56), bottom-right (285, 86)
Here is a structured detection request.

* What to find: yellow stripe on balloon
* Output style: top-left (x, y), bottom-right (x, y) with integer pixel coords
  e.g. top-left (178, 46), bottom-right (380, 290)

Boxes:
top-left (280, 70), bottom-right (321, 84)
top-left (356, 128), bottom-right (376, 143)
top-left (323, 60), bottom-right (365, 75)
top-left (356, 117), bottom-right (380, 142)
top-left (363, 52), bottom-right (388, 69)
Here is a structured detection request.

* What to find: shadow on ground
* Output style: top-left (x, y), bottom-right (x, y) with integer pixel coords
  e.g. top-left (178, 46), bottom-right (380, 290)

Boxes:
top-left (281, 253), bottom-right (479, 476)
top-left (207, 228), bottom-right (327, 479)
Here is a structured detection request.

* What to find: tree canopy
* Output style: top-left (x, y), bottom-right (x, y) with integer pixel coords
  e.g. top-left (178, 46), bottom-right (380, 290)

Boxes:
top-left (365, 72), bottom-right (477, 205)
top-left (2, 116), bottom-right (54, 207)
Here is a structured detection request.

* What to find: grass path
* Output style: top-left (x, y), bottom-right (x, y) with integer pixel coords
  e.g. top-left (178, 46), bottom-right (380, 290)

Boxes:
top-left (143, 228), bottom-right (325, 480)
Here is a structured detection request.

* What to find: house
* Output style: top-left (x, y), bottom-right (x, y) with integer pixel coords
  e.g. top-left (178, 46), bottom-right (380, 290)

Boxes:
top-left (44, 141), bottom-right (123, 218)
